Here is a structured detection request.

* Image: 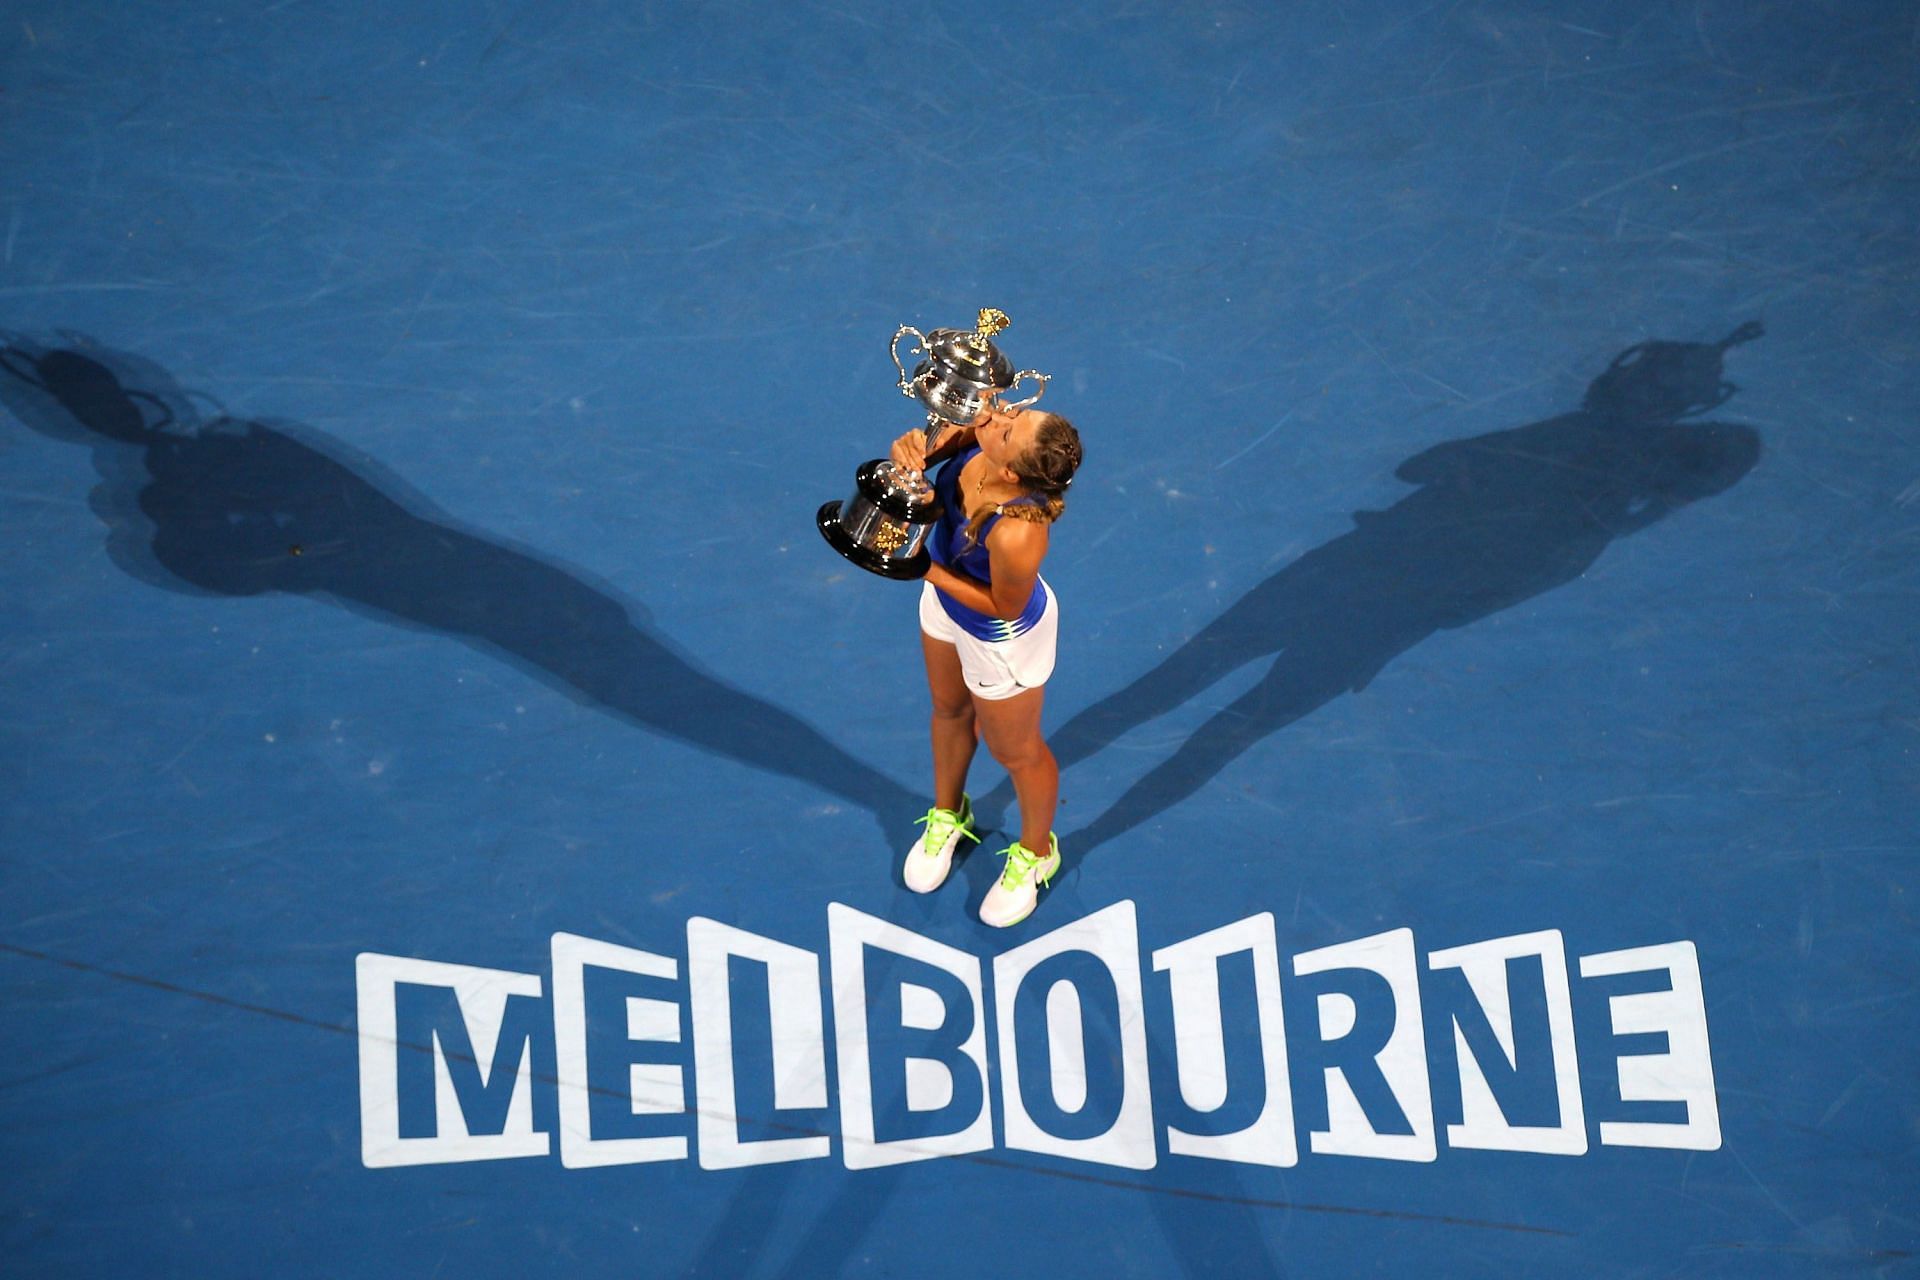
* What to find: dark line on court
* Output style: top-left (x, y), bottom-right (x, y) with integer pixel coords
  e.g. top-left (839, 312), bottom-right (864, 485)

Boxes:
top-left (1, 938), bottom-right (1574, 1238)
top-left (960, 1153), bottom-right (1575, 1236)
top-left (1, 939), bottom-right (367, 1036)
top-left (1703, 1242), bottom-right (1912, 1260)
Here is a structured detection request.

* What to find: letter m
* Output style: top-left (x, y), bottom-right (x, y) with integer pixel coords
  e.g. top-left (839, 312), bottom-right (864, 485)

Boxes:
top-left (356, 952), bottom-right (551, 1167)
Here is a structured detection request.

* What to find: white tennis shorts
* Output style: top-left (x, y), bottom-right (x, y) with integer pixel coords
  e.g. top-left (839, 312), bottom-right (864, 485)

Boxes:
top-left (919, 580), bottom-right (1058, 701)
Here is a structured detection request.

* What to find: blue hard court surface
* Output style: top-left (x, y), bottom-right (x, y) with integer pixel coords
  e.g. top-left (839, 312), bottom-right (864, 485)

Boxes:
top-left (0, 2), bottom-right (1915, 1276)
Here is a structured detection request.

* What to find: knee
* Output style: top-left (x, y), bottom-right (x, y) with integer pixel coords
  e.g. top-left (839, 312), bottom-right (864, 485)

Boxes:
top-left (986, 733), bottom-right (1052, 774)
top-left (931, 699), bottom-right (973, 726)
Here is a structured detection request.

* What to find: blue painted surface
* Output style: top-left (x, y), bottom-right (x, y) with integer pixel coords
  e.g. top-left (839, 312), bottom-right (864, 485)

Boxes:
top-left (1, 1), bottom-right (1915, 1275)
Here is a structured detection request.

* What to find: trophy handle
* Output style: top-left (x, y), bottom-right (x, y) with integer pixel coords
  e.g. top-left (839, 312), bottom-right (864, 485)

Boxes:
top-left (1001, 369), bottom-right (1050, 412)
top-left (890, 326), bottom-right (927, 396)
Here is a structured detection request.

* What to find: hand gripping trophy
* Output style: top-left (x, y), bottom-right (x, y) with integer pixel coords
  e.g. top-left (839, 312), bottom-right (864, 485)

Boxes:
top-left (817, 308), bottom-right (1050, 578)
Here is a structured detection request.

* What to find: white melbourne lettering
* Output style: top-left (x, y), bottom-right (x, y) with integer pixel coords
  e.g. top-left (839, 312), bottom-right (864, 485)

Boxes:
top-left (994, 901), bottom-right (1156, 1169)
top-left (550, 932), bottom-right (685, 1167)
top-left (355, 904), bottom-right (1723, 1175)
top-left (1428, 929), bottom-right (1587, 1155)
top-left (1294, 928), bottom-right (1436, 1162)
top-left (688, 917), bottom-right (831, 1169)
top-left (354, 953), bottom-right (548, 1168)
top-left (1152, 912), bottom-right (1296, 1167)
top-left (829, 903), bottom-right (992, 1170)
top-left (1579, 941), bottom-right (1721, 1150)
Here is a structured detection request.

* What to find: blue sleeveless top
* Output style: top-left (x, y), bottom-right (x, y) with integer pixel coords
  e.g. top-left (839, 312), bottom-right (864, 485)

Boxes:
top-left (928, 446), bottom-right (1049, 642)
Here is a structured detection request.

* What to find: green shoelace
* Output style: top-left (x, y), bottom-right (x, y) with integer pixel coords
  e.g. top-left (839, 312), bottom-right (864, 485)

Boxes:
top-left (996, 836), bottom-right (1059, 889)
top-left (914, 800), bottom-right (975, 855)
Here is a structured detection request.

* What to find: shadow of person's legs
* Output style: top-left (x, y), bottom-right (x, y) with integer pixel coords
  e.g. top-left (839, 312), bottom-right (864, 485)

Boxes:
top-left (993, 330), bottom-right (1765, 862)
top-left (1064, 646), bottom-right (1352, 856)
top-left (0, 334), bottom-right (919, 832)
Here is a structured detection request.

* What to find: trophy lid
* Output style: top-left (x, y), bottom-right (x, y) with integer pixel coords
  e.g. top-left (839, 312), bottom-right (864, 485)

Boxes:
top-left (919, 308), bottom-right (1016, 389)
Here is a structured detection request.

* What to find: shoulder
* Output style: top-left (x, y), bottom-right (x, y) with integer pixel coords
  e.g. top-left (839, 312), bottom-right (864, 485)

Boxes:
top-left (984, 509), bottom-right (1049, 558)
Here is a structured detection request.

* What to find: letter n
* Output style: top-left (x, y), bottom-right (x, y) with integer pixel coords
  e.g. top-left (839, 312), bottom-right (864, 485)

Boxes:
top-left (1428, 929), bottom-right (1586, 1154)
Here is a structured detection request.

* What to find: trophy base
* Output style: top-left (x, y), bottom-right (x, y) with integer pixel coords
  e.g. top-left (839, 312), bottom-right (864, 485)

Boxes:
top-left (817, 501), bottom-right (930, 580)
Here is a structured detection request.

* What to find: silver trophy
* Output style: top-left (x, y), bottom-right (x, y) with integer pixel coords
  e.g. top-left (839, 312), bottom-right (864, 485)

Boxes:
top-left (817, 308), bottom-right (1050, 578)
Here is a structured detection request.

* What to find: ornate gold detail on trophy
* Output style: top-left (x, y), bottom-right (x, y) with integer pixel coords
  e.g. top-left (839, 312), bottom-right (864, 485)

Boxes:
top-left (872, 518), bottom-right (908, 553)
top-left (970, 308), bottom-right (1011, 351)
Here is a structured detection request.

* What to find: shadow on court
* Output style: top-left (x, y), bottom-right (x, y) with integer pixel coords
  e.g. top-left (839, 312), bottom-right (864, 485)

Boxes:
top-left (0, 332), bottom-right (918, 830)
top-left (985, 325), bottom-right (1767, 857)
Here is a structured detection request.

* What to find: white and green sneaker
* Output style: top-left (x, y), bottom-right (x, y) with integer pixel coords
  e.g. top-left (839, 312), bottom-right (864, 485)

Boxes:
top-left (978, 833), bottom-right (1061, 927)
top-left (903, 796), bottom-right (977, 893)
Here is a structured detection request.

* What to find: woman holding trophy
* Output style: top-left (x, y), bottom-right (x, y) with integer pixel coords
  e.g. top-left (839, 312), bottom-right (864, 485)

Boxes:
top-left (887, 397), bottom-right (1083, 926)
top-left (816, 310), bottom-right (1083, 926)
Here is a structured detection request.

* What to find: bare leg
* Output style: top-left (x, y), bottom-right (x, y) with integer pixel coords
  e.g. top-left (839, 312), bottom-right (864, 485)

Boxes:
top-left (921, 632), bottom-right (977, 811)
top-left (973, 685), bottom-right (1056, 852)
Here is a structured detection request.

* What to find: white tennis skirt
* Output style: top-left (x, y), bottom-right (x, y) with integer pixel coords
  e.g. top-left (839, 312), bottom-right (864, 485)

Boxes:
top-left (918, 579), bottom-right (1058, 701)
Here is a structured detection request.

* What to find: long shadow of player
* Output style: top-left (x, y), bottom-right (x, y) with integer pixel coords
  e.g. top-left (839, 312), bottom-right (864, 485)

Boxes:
top-left (0, 332), bottom-right (919, 829)
top-left (983, 325), bottom-right (1766, 858)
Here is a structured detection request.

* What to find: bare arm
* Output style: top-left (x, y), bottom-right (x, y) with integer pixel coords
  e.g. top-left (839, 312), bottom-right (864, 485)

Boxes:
top-left (925, 515), bottom-right (1048, 620)
top-left (888, 426), bottom-right (976, 473)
